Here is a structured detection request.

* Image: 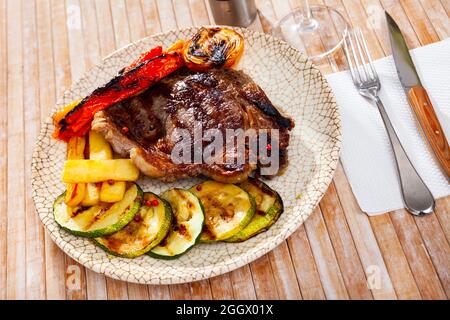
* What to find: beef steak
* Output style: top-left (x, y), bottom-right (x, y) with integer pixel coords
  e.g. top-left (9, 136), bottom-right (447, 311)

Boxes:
top-left (92, 67), bottom-right (293, 183)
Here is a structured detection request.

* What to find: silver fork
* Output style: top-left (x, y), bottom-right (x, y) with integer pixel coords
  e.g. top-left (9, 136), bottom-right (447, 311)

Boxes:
top-left (343, 28), bottom-right (434, 216)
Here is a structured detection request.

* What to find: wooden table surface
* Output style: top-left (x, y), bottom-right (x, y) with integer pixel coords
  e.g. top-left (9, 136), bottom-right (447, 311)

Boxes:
top-left (1, 0), bottom-right (449, 300)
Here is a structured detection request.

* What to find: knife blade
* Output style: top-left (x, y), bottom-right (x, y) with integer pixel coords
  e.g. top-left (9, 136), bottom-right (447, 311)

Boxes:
top-left (386, 11), bottom-right (450, 179)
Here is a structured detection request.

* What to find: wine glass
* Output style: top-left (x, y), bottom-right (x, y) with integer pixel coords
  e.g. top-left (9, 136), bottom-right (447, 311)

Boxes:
top-left (270, 1), bottom-right (349, 60)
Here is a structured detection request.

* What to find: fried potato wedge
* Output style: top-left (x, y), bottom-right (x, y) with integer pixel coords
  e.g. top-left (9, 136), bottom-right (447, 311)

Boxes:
top-left (89, 130), bottom-right (112, 160)
top-left (65, 136), bottom-right (86, 206)
top-left (81, 183), bottom-right (100, 206)
top-left (62, 159), bottom-right (139, 183)
top-left (100, 181), bottom-right (126, 203)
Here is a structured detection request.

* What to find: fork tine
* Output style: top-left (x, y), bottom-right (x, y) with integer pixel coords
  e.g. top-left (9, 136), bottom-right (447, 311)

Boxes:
top-left (346, 31), bottom-right (363, 84)
top-left (358, 28), bottom-right (377, 79)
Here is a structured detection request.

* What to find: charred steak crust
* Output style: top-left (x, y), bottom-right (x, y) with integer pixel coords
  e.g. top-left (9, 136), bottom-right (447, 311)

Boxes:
top-left (92, 68), bottom-right (293, 183)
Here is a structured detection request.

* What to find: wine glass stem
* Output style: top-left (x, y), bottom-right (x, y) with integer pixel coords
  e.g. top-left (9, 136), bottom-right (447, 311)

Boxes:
top-left (297, 0), bottom-right (318, 32)
top-left (302, 0), bottom-right (313, 25)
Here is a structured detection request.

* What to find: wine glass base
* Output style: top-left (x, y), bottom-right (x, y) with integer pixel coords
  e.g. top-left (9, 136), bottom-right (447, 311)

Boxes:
top-left (270, 5), bottom-right (349, 60)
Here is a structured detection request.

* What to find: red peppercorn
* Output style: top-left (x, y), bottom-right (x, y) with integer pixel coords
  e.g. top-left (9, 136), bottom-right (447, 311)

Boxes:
top-left (134, 214), bottom-right (143, 222)
top-left (121, 126), bottom-right (129, 133)
top-left (266, 144), bottom-right (272, 151)
top-left (144, 200), bottom-right (152, 207)
top-left (196, 185), bottom-right (202, 191)
top-left (107, 179), bottom-right (115, 185)
top-left (151, 199), bottom-right (159, 206)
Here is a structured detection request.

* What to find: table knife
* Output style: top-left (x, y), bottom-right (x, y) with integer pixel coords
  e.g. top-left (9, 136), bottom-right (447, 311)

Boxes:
top-left (386, 12), bottom-right (450, 179)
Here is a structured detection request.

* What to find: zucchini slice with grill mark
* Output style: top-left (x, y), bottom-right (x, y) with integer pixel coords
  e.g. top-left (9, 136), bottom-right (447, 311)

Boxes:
top-left (94, 192), bottom-right (172, 258)
top-left (53, 183), bottom-right (143, 238)
top-left (190, 181), bottom-right (255, 242)
top-left (149, 189), bottom-right (204, 259)
top-left (225, 178), bottom-right (283, 242)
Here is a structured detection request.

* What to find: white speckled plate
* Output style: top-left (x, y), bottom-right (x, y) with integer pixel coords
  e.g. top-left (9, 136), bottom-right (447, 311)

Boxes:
top-left (31, 27), bottom-right (341, 284)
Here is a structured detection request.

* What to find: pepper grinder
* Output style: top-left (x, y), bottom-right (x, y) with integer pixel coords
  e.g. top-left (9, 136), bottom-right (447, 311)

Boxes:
top-left (208, 0), bottom-right (257, 27)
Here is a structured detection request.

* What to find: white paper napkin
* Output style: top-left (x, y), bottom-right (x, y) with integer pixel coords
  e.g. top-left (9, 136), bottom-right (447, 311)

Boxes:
top-left (326, 39), bottom-right (450, 215)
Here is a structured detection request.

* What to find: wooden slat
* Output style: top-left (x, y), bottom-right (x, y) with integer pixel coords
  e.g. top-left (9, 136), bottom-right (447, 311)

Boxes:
top-left (156, 0), bottom-right (177, 30)
top-left (22, 0), bottom-right (47, 300)
top-left (86, 270), bottom-right (107, 300)
top-left (148, 285), bottom-right (171, 300)
top-left (169, 284), bottom-right (192, 300)
top-left (229, 266), bottom-right (257, 299)
top-left (189, 0), bottom-right (210, 25)
top-left (390, 210), bottom-right (446, 299)
top-left (379, 0), bottom-right (421, 50)
top-left (250, 255), bottom-right (279, 299)
top-left (287, 226), bottom-right (326, 299)
top-left (413, 214), bottom-right (450, 298)
top-left (95, 0), bottom-right (117, 57)
top-left (6, 0), bottom-right (26, 299)
top-left (209, 274), bottom-right (234, 300)
top-left (127, 283), bottom-right (150, 300)
top-left (190, 280), bottom-right (213, 300)
top-left (369, 215), bottom-right (421, 299)
top-left (66, 0), bottom-right (86, 80)
top-left (37, 0), bottom-right (67, 290)
top-left (440, 0), bottom-right (450, 16)
top-left (268, 242), bottom-right (302, 299)
top-left (333, 164), bottom-right (397, 299)
top-left (0, 0), bottom-right (8, 300)
top-left (358, 0), bottom-right (392, 53)
top-left (173, 0), bottom-right (194, 28)
top-left (399, 0), bottom-right (440, 45)
top-left (140, 0), bottom-right (162, 34)
top-left (435, 197), bottom-right (450, 244)
top-left (319, 184), bottom-right (373, 299)
top-left (418, 0), bottom-right (450, 40)
top-left (303, 207), bottom-right (349, 299)
top-left (126, 0), bottom-right (147, 41)
top-left (80, 0), bottom-right (102, 67)
top-left (110, 0), bottom-right (132, 48)
top-left (106, 278), bottom-right (129, 300)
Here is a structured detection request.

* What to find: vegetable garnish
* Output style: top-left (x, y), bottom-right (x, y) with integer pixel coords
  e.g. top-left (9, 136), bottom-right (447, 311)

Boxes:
top-left (120, 46), bottom-right (163, 74)
top-left (53, 49), bottom-right (184, 141)
top-left (182, 27), bottom-right (244, 72)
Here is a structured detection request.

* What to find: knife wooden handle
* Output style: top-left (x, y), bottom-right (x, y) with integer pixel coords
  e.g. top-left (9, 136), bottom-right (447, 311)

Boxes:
top-left (407, 86), bottom-right (450, 178)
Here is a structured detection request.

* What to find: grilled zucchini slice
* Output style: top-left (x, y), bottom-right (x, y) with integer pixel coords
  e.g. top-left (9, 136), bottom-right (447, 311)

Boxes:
top-left (94, 192), bottom-right (172, 258)
top-left (225, 178), bottom-right (283, 242)
top-left (190, 181), bottom-right (255, 242)
top-left (53, 183), bottom-right (142, 237)
top-left (149, 189), bottom-right (204, 259)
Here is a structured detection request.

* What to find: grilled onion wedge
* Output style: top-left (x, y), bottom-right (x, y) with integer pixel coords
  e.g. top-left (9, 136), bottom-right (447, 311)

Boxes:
top-left (149, 189), bottom-right (204, 259)
top-left (182, 27), bottom-right (244, 71)
top-left (53, 183), bottom-right (142, 238)
top-left (190, 181), bottom-right (255, 242)
top-left (225, 178), bottom-right (283, 242)
top-left (94, 192), bottom-right (172, 258)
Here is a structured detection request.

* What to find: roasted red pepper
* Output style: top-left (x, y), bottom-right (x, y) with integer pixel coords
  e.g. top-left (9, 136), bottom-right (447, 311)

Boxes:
top-left (54, 50), bottom-right (184, 141)
top-left (121, 46), bottom-right (163, 73)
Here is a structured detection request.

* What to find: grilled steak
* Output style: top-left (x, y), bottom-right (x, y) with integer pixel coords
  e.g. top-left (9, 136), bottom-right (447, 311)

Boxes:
top-left (92, 68), bottom-right (293, 183)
